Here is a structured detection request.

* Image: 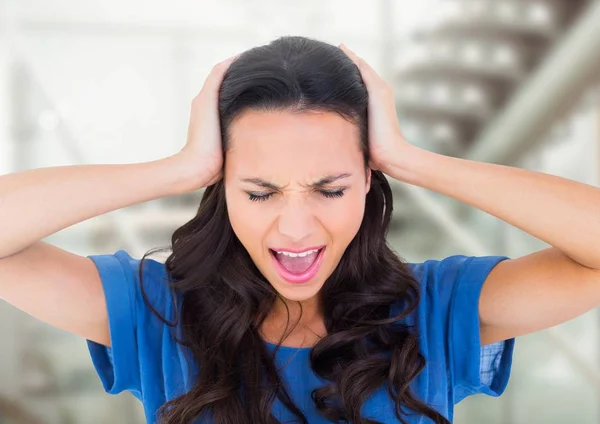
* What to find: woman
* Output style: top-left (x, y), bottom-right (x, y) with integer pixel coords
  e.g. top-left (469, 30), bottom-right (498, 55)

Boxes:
top-left (1, 36), bottom-right (599, 424)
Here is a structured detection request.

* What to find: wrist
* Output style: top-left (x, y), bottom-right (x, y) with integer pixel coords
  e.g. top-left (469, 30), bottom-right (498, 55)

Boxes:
top-left (161, 154), bottom-right (209, 195)
top-left (386, 143), bottom-right (430, 185)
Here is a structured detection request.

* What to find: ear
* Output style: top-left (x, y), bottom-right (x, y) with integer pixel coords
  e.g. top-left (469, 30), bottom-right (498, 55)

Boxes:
top-left (365, 167), bottom-right (372, 194)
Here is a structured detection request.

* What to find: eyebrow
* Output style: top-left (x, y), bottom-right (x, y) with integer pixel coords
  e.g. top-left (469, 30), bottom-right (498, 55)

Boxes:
top-left (240, 173), bottom-right (352, 190)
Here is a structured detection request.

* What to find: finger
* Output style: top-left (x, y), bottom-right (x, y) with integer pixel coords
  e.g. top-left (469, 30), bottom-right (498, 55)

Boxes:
top-left (199, 53), bottom-right (240, 96)
top-left (209, 54), bottom-right (239, 84)
top-left (339, 44), bottom-right (385, 90)
top-left (339, 43), bottom-right (376, 75)
top-left (368, 159), bottom-right (380, 171)
top-left (339, 43), bottom-right (360, 66)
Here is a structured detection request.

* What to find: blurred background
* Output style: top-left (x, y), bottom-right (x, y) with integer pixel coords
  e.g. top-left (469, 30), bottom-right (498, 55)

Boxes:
top-left (1, 0), bottom-right (600, 422)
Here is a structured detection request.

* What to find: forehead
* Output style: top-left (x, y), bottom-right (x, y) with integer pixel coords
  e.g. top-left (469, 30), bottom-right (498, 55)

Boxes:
top-left (225, 110), bottom-right (363, 179)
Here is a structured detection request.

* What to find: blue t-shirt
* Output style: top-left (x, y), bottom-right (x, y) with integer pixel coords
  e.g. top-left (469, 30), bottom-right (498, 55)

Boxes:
top-left (86, 250), bottom-right (514, 423)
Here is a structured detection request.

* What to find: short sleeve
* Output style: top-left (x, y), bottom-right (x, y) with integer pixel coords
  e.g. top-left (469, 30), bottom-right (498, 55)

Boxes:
top-left (86, 249), bottom-right (173, 400)
top-left (445, 255), bottom-right (515, 403)
top-left (407, 254), bottom-right (515, 406)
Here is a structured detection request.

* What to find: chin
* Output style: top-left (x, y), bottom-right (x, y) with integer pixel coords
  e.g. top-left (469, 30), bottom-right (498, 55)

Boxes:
top-left (278, 291), bottom-right (319, 303)
top-left (268, 275), bottom-right (326, 301)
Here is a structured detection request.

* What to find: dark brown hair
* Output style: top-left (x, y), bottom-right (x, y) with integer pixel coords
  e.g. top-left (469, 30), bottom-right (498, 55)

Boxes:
top-left (141, 36), bottom-right (451, 424)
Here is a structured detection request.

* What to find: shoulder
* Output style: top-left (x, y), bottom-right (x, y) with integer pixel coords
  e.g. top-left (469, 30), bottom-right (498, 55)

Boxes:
top-left (401, 254), bottom-right (515, 402)
top-left (86, 249), bottom-right (185, 398)
top-left (88, 249), bottom-right (177, 325)
top-left (397, 254), bottom-right (510, 328)
top-left (407, 254), bottom-right (510, 300)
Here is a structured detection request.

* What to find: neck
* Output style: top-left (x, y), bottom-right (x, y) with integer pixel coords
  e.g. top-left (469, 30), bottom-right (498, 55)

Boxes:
top-left (260, 296), bottom-right (326, 346)
top-left (272, 295), bottom-right (322, 322)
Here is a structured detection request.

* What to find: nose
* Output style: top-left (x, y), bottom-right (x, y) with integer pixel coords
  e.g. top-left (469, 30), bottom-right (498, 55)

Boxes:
top-left (277, 200), bottom-right (315, 243)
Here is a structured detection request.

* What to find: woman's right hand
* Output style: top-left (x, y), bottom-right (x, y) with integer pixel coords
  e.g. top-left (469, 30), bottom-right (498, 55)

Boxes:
top-left (0, 54), bottom-right (241, 349)
top-left (177, 54), bottom-right (238, 188)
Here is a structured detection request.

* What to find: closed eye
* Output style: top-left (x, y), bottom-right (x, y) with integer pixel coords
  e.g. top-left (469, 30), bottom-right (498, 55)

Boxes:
top-left (248, 192), bottom-right (273, 202)
top-left (319, 189), bottom-right (345, 199)
top-left (246, 189), bottom-right (346, 202)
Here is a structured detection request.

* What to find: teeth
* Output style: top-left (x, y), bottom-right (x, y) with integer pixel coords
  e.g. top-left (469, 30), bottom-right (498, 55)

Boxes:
top-left (275, 249), bottom-right (319, 257)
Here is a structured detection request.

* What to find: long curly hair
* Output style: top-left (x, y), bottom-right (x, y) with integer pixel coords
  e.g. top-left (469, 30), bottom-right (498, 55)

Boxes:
top-left (140, 36), bottom-right (451, 424)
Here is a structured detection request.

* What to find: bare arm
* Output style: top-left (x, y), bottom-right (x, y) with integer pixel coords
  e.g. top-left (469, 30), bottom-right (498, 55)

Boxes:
top-left (341, 44), bottom-right (600, 345)
top-left (0, 156), bottom-right (197, 259)
top-left (0, 156), bottom-right (201, 346)
top-left (0, 54), bottom-right (238, 346)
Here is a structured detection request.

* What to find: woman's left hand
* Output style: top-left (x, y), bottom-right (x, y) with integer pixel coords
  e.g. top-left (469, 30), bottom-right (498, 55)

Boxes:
top-left (339, 43), bottom-right (415, 178)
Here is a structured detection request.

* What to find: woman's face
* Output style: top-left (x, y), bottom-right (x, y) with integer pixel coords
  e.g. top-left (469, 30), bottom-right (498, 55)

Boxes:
top-left (224, 109), bottom-right (370, 307)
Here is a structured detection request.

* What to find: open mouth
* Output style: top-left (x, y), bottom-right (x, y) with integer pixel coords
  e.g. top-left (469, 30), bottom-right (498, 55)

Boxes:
top-left (269, 246), bottom-right (326, 284)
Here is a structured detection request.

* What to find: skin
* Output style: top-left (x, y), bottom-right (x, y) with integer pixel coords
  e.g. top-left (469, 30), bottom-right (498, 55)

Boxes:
top-left (224, 110), bottom-right (371, 344)
top-left (222, 43), bottom-right (600, 348)
top-left (3, 43), bottom-right (600, 354)
top-left (340, 44), bottom-right (600, 346)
